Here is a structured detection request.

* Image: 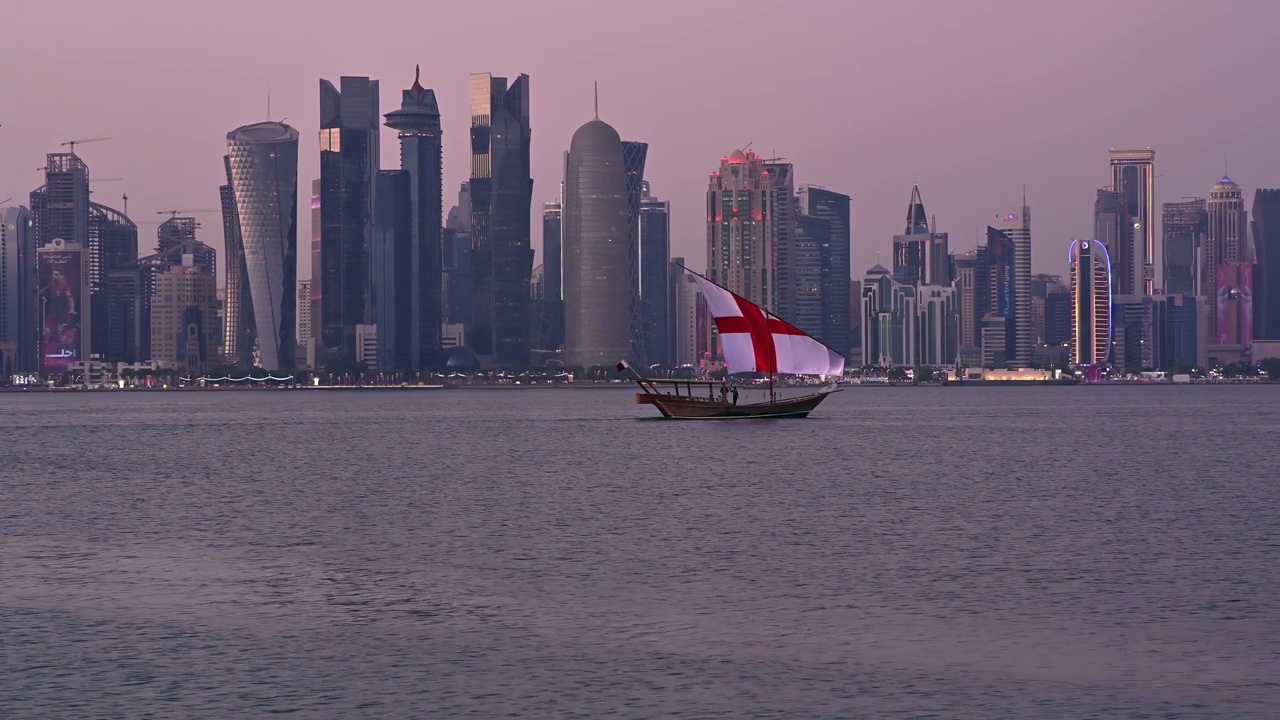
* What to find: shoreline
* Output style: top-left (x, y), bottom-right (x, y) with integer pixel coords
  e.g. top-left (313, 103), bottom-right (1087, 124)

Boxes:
top-left (2, 380), bottom-right (1275, 393)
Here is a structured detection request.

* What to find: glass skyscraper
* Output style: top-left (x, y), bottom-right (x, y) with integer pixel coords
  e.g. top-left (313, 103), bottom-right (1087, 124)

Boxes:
top-left (798, 185), bottom-right (852, 355)
top-left (1252, 189), bottom-right (1280, 340)
top-left (563, 116), bottom-right (630, 368)
top-left (469, 72), bottom-right (533, 366)
top-left (638, 185), bottom-right (671, 366)
top-left (319, 76), bottom-right (380, 362)
top-left (1162, 198), bottom-right (1207, 297)
top-left (0, 206), bottom-right (36, 372)
top-left (384, 66), bottom-right (444, 370)
top-left (226, 121), bottom-right (299, 371)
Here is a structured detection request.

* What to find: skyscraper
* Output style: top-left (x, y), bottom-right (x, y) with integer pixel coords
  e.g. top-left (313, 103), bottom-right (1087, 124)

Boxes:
top-left (1068, 239), bottom-right (1111, 366)
top-left (319, 76), bottom-right (380, 361)
top-left (797, 185), bottom-right (852, 355)
top-left (952, 250), bottom-right (979, 351)
top-left (706, 149), bottom-right (777, 311)
top-left (1163, 198), bottom-right (1208, 296)
top-left (563, 114), bottom-right (630, 368)
top-left (621, 141), bottom-right (649, 362)
top-left (638, 184), bottom-right (671, 365)
top-left (991, 206), bottom-right (1032, 368)
top-left (297, 280), bottom-right (312, 356)
top-left (1252, 189), bottom-right (1280, 340)
top-left (29, 153), bottom-right (89, 249)
top-left (537, 199), bottom-right (564, 351)
top-left (1094, 188), bottom-right (1134, 295)
top-left (220, 156), bottom-right (253, 367)
top-left (384, 66), bottom-right (444, 371)
top-left (226, 121), bottom-right (299, 371)
top-left (892, 185), bottom-right (949, 287)
top-left (372, 170), bottom-right (411, 371)
top-left (86, 201), bottom-right (137, 358)
top-left (1206, 177), bottom-right (1249, 342)
top-left (0, 207), bottom-right (36, 372)
top-left (765, 158), bottom-right (796, 321)
top-left (1109, 149), bottom-right (1155, 294)
top-left (443, 183), bottom-right (473, 328)
top-left (469, 72), bottom-right (533, 367)
top-left (789, 209), bottom-right (826, 340)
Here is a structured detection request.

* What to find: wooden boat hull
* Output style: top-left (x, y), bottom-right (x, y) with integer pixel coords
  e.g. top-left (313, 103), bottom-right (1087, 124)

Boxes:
top-left (636, 390), bottom-right (832, 419)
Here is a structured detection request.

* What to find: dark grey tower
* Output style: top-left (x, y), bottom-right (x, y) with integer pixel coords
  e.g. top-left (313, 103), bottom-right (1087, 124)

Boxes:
top-left (319, 76), bottom-right (380, 361)
top-left (469, 72), bottom-right (533, 366)
top-left (638, 184), bottom-right (670, 365)
top-left (384, 65), bottom-right (444, 370)
top-left (620, 140), bottom-right (649, 362)
top-left (1162, 198), bottom-right (1207, 297)
top-left (563, 111), bottom-right (630, 368)
top-left (1252, 189), bottom-right (1280, 340)
top-left (226, 121), bottom-right (299, 371)
top-left (1095, 187), bottom-right (1134, 295)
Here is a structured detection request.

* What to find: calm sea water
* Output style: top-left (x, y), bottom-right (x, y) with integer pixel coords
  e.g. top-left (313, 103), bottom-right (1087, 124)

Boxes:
top-left (2, 386), bottom-right (1278, 718)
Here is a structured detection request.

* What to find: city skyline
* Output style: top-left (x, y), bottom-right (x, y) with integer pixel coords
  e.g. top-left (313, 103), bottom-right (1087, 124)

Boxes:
top-left (2, 1), bottom-right (1277, 286)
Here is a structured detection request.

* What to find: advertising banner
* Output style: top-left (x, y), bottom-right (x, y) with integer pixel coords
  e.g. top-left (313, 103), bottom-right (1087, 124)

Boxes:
top-left (38, 250), bottom-right (82, 374)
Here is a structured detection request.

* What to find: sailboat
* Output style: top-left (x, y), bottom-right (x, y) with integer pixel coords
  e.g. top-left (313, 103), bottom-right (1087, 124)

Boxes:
top-left (625, 268), bottom-right (845, 419)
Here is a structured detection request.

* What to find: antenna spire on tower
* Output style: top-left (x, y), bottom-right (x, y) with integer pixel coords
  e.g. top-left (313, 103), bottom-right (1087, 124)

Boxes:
top-left (593, 81), bottom-right (599, 119)
top-left (267, 82), bottom-right (272, 121)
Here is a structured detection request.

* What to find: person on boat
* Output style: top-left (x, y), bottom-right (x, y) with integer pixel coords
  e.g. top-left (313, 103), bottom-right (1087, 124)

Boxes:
top-left (731, 385), bottom-right (739, 405)
top-left (719, 381), bottom-right (729, 403)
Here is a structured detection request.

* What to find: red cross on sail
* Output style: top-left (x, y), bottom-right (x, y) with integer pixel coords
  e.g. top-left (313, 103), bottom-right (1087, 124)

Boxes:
top-left (688, 271), bottom-right (845, 377)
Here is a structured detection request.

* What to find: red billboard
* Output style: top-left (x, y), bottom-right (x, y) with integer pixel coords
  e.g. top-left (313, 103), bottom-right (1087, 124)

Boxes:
top-left (38, 249), bottom-right (84, 374)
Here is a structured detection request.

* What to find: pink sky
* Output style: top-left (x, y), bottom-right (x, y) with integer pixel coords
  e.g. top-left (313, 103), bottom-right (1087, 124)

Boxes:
top-left (1, 0), bottom-right (1277, 282)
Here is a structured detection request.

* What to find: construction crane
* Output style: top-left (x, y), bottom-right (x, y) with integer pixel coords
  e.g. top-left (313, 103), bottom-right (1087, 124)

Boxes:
top-left (90, 177), bottom-right (123, 182)
top-left (156, 209), bottom-right (219, 219)
top-left (61, 137), bottom-right (111, 154)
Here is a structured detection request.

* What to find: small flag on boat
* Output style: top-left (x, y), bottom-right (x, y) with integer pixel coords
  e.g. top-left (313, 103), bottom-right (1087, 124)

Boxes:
top-left (616, 360), bottom-right (630, 373)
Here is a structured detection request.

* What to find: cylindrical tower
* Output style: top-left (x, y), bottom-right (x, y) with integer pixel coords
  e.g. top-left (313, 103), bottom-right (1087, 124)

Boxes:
top-left (563, 118), bottom-right (631, 368)
top-left (226, 121), bottom-right (299, 371)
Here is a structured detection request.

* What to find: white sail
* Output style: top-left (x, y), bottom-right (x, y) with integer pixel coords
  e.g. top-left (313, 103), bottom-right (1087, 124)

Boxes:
top-left (688, 272), bottom-right (845, 376)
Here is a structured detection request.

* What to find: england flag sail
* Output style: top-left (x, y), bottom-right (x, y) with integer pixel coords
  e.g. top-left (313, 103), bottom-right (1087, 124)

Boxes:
top-left (688, 271), bottom-right (845, 377)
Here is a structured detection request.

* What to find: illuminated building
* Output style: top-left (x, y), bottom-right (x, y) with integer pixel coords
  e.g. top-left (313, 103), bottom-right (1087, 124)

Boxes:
top-left (706, 148), bottom-right (779, 312)
top-left (1068, 239), bottom-right (1111, 366)
top-left (1109, 149), bottom-right (1155, 294)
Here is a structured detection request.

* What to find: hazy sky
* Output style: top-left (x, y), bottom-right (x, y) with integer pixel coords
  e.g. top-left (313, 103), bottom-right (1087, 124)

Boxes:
top-left (2, 0), bottom-right (1278, 284)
